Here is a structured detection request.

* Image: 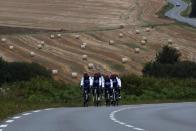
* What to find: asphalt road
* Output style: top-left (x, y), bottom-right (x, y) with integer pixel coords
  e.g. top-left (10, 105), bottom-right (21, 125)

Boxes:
top-left (165, 0), bottom-right (196, 27)
top-left (0, 102), bottom-right (196, 131)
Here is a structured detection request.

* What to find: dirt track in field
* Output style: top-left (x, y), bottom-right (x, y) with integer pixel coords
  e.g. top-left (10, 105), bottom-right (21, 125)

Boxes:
top-left (0, 0), bottom-right (196, 83)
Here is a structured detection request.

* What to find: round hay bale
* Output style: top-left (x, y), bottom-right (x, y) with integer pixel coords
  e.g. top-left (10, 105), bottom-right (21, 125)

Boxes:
top-left (146, 27), bottom-right (151, 32)
top-left (82, 55), bottom-right (88, 60)
top-left (40, 41), bottom-right (45, 46)
top-left (37, 44), bottom-right (42, 49)
top-left (1, 38), bottom-right (7, 43)
top-left (135, 48), bottom-right (140, 53)
top-left (71, 72), bottom-right (78, 78)
top-left (75, 35), bottom-right (80, 39)
top-left (142, 36), bottom-right (147, 42)
top-left (81, 44), bottom-right (86, 49)
top-left (9, 45), bottom-right (14, 50)
top-left (168, 39), bottom-right (173, 45)
top-left (52, 69), bottom-right (58, 75)
top-left (141, 40), bottom-right (146, 45)
top-left (83, 43), bottom-right (87, 46)
top-left (136, 30), bottom-right (140, 34)
top-left (50, 34), bottom-right (55, 39)
top-left (30, 52), bottom-right (35, 57)
top-left (122, 57), bottom-right (128, 63)
top-left (175, 46), bottom-right (180, 51)
top-left (119, 33), bottom-right (123, 38)
top-left (57, 33), bottom-right (62, 38)
top-left (88, 63), bottom-right (94, 69)
top-left (109, 40), bottom-right (114, 45)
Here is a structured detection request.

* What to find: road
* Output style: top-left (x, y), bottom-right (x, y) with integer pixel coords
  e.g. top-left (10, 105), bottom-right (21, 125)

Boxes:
top-left (165, 0), bottom-right (196, 27)
top-left (0, 102), bottom-right (196, 131)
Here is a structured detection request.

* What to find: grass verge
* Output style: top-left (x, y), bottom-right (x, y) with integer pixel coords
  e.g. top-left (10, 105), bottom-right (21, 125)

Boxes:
top-left (181, 0), bottom-right (192, 17)
top-left (1, 75), bottom-right (196, 122)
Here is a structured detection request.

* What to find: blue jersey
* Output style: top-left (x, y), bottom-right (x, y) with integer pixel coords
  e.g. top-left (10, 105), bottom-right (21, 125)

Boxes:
top-left (83, 77), bottom-right (90, 88)
top-left (105, 79), bottom-right (111, 88)
top-left (93, 77), bottom-right (99, 87)
top-left (112, 77), bottom-right (118, 88)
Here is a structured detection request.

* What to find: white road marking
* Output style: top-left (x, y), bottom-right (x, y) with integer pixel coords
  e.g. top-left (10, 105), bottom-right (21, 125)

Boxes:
top-left (109, 107), bottom-right (145, 130)
top-left (33, 110), bottom-right (41, 113)
top-left (0, 125), bottom-right (8, 128)
top-left (13, 116), bottom-right (21, 119)
top-left (133, 128), bottom-right (145, 131)
top-left (0, 129), bottom-right (3, 131)
top-left (22, 113), bottom-right (32, 116)
top-left (6, 120), bottom-right (14, 123)
top-left (125, 125), bottom-right (134, 128)
top-left (44, 108), bottom-right (54, 111)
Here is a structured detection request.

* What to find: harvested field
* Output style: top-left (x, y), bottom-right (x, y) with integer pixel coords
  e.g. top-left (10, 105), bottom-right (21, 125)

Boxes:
top-left (0, 0), bottom-right (195, 83)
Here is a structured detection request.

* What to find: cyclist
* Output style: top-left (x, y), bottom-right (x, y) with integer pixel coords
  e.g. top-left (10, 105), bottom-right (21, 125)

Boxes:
top-left (110, 73), bottom-right (122, 99)
top-left (80, 73), bottom-right (92, 95)
top-left (91, 73), bottom-right (102, 101)
top-left (102, 74), bottom-right (113, 98)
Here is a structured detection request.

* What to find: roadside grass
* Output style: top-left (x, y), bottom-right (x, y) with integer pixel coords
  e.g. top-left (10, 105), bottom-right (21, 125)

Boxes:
top-left (181, 0), bottom-right (192, 17)
top-left (1, 76), bottom-right (196, 122)
top-left (155, 0), bottom-right (196, 29)
top-left (0, 98), bottom-right (66, 122)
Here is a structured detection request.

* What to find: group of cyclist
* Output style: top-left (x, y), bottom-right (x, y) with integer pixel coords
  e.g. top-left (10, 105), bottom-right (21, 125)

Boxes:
top-left (80, 72), bottom-right (122, 106)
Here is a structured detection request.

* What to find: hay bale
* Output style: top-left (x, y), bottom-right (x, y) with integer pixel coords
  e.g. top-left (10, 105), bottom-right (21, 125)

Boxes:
top-left (122, 57), bottom-right (128, 63)
top-left (40, 41), bottom-right (45, 46)
top-left (82, 55), bottom-right (88, 60)
top-left (9, 45), bottom-right (14, 50)
top-left (136, 30), bottom-right (140, 34)
top-left (50, 34), bottom-right (55, 39)
top-left (146, 28), bottom-right (151, 32)
top-left (109, 40), bottom-right (114, 45)
top-left (1, 38), bottom-right (6, 43)
top-left (30, 52), bottom-right (35, 57)
top-left (52, 69), bottom-right (58, 75)
top-left (175, 46), bottom-right (180, 51)
top-left (88, 63), bottom-right (94, 69)
top-left (119, 33), bottom-right (123, 38)
top-left (135, 48), bottom-right (140, 53)
top-left (75, 35), bottom-right (80, 39)
top-left (37, 44), bottom-right (42, 49)
top-left (71, 72), bottom-right (78, 78)
top-left (83, 43), bottom-right (87, 46)
top-left (57, 33), bottom-right (62, 38)
top-left (81, 44), bottom-right (86, 49)
top-left (142, 36), bottom-right (147, 42)
top-left (168, 39), bottom-right (173, 45)
top-left (141, 40), bottom-right (146, 45)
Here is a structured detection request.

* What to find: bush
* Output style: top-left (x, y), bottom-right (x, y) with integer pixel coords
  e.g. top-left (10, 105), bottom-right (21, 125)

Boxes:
top-left (121, 75), bottom-right (196, 101)
top-left (1, 77), bottom-right (82, 104)
top-left (155, 45), bottom-right (181, 64)
top-left (0, 58), bottom-right (51, 85)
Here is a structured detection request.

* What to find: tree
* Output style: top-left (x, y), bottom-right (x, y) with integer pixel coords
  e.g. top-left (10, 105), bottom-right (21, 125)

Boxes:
top-left (190, 0), bottom-right (196, 18)
top-left (155, 45), bottom-right (181, 64)
top-left (143, 46), bottom-right (196, 78)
